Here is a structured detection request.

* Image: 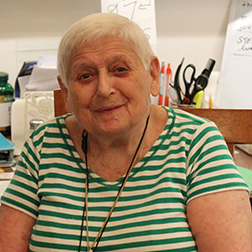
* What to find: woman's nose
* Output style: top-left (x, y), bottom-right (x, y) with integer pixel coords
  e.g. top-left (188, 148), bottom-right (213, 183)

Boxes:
top-left (97, 72), bottom-right (114, 97)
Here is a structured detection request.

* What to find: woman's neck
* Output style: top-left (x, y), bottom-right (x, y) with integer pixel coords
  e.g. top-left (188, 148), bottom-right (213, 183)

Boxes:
top-left (65, 105), bottom-right (168, 181)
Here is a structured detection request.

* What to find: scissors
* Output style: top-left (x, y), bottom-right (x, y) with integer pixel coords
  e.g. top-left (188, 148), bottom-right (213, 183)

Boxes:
top-left (182, 64), bottom-right (201, 104)
top-left (182, 58), bottom-right (216, 104)
top-left (170, 57), bottom-right (190, 105)
top-left (172, 58), bottom-right (183, 104)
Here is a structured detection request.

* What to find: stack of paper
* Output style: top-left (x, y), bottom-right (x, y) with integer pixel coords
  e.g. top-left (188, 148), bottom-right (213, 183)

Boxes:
top-left (15, 56), bottom-right (59, 98)
top-left (0, 180), bottom-right (11, 199)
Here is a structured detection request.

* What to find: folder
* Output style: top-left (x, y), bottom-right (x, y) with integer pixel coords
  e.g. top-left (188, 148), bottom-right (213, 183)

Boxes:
top-left (0, 133), bottom-right (15, 168)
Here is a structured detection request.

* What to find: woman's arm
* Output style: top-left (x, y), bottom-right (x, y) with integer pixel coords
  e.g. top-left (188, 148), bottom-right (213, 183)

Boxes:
top-left (0, 204), bottom-right (36, 252)
top-left (187, 190), bottom-right (252, 252)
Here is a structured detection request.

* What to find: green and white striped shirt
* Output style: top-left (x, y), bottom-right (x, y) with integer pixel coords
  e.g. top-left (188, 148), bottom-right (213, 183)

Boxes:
top-left (1, 107), bottom-right (248, 252)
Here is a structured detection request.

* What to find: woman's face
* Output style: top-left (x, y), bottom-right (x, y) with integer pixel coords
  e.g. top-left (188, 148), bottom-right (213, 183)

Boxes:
top-left (59, 37), bottom-right (159, 137)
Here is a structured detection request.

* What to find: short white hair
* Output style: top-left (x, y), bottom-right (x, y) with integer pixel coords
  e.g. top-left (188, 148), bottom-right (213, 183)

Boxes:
top-left (57, 12), bottom-right (154, 86)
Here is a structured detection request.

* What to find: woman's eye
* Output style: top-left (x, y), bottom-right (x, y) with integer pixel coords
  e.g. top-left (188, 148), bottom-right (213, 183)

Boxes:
top-left (77, 72), bottom-right (93, 83)
top-left (81, 73), bottom-right (90, 79)
top-left (117, 67), bottom-right (126, 72)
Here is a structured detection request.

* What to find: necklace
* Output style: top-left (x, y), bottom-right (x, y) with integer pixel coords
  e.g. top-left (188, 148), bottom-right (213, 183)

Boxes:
top-left (78, 115), bottom-right (150, 252)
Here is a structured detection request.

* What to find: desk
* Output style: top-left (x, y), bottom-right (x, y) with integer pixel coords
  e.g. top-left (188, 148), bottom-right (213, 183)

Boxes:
top-left (234, 147), bottom-right (252, 171)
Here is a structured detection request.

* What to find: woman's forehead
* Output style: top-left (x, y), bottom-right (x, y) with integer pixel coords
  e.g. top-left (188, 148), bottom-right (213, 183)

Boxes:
top-left (72, 39), bottom-right (141, 64)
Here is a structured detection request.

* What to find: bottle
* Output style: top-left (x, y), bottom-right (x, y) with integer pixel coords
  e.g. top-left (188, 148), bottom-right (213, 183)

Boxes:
top-left (0, 72), bottom-right (14, 136)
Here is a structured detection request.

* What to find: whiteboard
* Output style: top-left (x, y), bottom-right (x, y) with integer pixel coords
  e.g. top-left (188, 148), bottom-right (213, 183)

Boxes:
top-left (215, 0), bottom-right (252, 109)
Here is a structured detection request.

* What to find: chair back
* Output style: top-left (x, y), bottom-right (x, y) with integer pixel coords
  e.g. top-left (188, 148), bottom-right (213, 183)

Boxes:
top-left (54, 89), bottom-right (67, 117)
top-left (181, 108), bottom-right (252, 156)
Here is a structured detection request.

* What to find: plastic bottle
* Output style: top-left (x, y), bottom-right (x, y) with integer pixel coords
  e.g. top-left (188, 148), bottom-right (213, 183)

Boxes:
top-left (0, 72), bottom-right (14, 136)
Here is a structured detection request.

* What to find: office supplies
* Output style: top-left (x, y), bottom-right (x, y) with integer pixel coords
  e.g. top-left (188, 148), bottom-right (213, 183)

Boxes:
top-left (182, 63), bottom-right (196, 103)
top-left (180, 88), bottom-right (190, 104)
top-left (0, 132), bottom-right (14, 168)
top-left (173, 58), bottom-right (183, 104)
top-left (209, 93), bottom-right (213, 108)
top-left (182, 58), bottom-right (215, 104)
top-left (165, 63), bottom-right (172, 106)
top-left (197, 58), bottom-right (216, 89)
top-left (14, 61), bottom-right (37, 98)
top-left (15, 56), bottom-right (59, 99)
top-left (0, 180), bottom-right (11, 203)
top-left (192, 90), bottom-right (204, 108)
top-left (0, 172), bottom-right (14, 180)
top-left (158, 62), bottom-right (165, 105)
top-left (26, 56), bottom-right (59, 92)
top-left (0, 133), bottom-right (14, 152)
top-left (236, 144), bottom-right (252, 156)
top-left (168, 84), bottom-right (179, 105)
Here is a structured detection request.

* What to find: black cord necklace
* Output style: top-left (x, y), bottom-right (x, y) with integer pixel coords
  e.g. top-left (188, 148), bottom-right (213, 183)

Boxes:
top-left (78, 115), bottom-right (150, 252)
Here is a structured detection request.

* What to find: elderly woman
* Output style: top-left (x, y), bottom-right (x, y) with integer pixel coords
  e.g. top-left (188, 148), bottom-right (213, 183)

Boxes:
top-left (0, 13), bottom-right (251, 252)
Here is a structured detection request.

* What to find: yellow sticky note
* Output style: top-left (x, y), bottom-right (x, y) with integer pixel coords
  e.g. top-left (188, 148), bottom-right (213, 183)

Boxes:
top-left (0, 168), bottom-right (4, 173)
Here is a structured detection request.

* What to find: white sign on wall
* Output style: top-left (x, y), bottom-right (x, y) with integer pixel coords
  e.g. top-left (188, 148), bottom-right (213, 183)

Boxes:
top-left (101, 0), bottom-right (157, 53)
top-left (215, 0), bottom-right (252, 109)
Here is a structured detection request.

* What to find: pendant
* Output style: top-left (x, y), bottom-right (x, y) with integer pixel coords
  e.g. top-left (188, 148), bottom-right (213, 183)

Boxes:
top-left (87, 247), bottom-right (93, 252)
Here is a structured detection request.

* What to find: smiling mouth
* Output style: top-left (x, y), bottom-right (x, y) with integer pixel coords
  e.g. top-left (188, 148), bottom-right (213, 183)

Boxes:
top-left (96, 104), bottom-right (123, 113)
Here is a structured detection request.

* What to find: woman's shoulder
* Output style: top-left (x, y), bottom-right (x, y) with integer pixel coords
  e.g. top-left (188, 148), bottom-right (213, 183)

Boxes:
top-left (157, 106), bottom-right (221, 147)
top-left (167, 107), bottom-right (210, 125)
top-left (151, 105), bottom-right (218, 140)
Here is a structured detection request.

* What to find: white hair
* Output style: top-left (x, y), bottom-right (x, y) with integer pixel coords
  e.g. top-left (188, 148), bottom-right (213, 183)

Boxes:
top-left (57, 12), bottom-right (154, 86)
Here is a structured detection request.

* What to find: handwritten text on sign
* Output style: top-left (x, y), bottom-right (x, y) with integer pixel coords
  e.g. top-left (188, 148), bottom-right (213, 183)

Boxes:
top-left (101, 0), bottom-right (157, 50)
top-left (215, 0), bottom-right (252, 109)
top-left (234, 1), bottom-right (252, 55)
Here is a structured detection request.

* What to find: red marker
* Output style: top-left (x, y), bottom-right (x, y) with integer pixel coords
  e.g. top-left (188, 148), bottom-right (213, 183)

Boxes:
top-left (158, 62), bottom-right (165, 105)
top-left (165, 63), bottom-right (172, 106)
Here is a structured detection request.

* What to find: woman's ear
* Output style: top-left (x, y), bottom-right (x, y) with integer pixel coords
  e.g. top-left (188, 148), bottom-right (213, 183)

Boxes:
top-left (57, 76), bottom-right (67, 98)
top-left (149, 56), bottom-right (160, 97)
top-left (57, 76), bottom-right (72, 113)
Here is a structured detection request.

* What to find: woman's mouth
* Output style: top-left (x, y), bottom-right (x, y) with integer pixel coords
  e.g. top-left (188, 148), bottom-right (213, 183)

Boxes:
top-left (95, 104), bottom-right (123, 115)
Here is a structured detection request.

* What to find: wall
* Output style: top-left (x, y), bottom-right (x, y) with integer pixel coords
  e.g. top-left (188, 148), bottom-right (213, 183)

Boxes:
top-left (0, 0), bottom-right (231, 86)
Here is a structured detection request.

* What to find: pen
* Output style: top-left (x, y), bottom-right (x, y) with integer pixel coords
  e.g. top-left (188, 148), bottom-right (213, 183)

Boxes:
top-left (174, 58), bottom-right (183, 104)
top-left (209, 93), bottom-right (213, 108)
top-left (158, 62), bottom-right (165, 105)
top-left (165, 63), bottom-right (172, 106)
